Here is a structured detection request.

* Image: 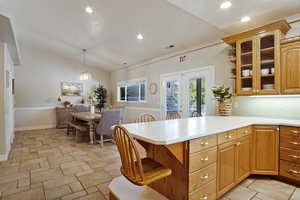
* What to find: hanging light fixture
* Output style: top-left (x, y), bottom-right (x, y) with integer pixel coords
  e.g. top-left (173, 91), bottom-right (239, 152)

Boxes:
top-left (80, 49), bottom-right (92, 81)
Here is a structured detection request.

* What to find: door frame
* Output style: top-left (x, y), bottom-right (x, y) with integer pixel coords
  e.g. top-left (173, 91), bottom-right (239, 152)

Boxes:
top-left (160, 66), bottom-right (215, 119)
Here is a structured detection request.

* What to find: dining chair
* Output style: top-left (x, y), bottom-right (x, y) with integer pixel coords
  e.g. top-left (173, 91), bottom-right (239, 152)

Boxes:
top-left (166, 111), bottom-right (181, 120)
top-left (135, 113), bottom-right (156, 123)
top-left (96, 109), bottom-right (122, 147)
top-left (113, 126), bottom-right (172, 186)
top-left (192, 111), bottom-right (202, 117)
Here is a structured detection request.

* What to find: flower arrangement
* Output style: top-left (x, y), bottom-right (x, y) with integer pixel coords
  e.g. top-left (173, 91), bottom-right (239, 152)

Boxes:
top-left (211, 85), bottom-right (232, 102)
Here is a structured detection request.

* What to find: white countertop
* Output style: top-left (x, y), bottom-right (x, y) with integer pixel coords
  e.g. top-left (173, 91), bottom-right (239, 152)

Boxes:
top-left (121, 116), bottom-right (300, 145)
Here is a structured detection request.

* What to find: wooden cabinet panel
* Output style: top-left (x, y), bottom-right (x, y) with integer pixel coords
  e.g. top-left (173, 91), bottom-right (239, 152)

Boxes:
top-left (189, 147), bottom-right (217, 173)
top-left (217, 141), bottom-right (236, 197)
top-left (236, 126), bottom-right (251, 138)
top-left (189, 179), bottom-right (216, 200)
top-left (236, 136), bottom-right (251, 182)
top-left (252, 126), bottom-right (279, 175)
top-left (189, 135), bottom-right (217, 154)
top-left (189, 163), bottom-right (216, 192)
top-left (218, 130), bottom-right (237, 145)
top-left (280, 147), bottom-right (300, 164)
top-left (280, 126), bottom-right (300, 138)
top-left (280, 160), bottom-right (300, 182)
top-left (281, 41), bottom-right (300, 94)
top-left (280, 135), bottom-right (300, 151)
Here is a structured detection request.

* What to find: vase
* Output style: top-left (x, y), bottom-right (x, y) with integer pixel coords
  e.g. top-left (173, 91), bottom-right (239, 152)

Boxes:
top-left (90, 105), bottom-right (95, 114)
top-left (217, 101), bottom-right (232, 116)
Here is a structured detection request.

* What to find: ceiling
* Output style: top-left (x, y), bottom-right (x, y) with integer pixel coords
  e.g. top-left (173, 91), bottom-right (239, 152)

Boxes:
top-left (0, 0), bottom-right (299, 71)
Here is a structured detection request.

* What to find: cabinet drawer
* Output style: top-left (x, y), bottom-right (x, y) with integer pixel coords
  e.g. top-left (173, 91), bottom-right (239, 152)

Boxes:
top-left (280, 148), bottom-right (300, 164)
top-left (218, 130), bottom-right (237, 145)
top-left (189, 163), bottom-right (216, 193)
top-left (236, 126), bottom-right (251, 138)
top-left (189, 147), bottom-right (217, 173)
top-left (280, 126), bottom-right (300, 138)
top-left (189, 135), bottom-right (217, 154)
top-left (280, 135), bottom-right (300, 150)
top-left (280, 160), bottom-right (300, 182)
top-left (189, 179), bottom-right (216, 200)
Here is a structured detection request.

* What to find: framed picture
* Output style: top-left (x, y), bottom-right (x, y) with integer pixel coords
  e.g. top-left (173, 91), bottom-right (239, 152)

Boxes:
top-left (61, 82), bottom-right (83, 96)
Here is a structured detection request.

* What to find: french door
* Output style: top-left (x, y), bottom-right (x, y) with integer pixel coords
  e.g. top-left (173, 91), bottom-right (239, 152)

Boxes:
top-left (160, 67), bottom-right (215, 119)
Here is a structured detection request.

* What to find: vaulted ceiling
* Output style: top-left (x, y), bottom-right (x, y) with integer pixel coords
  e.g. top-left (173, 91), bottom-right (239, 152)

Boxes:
top-left (0, 0), bottom-right (299, 71)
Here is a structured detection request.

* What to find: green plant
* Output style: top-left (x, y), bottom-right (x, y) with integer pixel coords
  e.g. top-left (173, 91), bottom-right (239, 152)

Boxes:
top-left (63, 101), bottom-right (71, 108)
top-left (93, 86), bottom-right (108, 111)
top-left (211, 85), bottom-right (232, 102)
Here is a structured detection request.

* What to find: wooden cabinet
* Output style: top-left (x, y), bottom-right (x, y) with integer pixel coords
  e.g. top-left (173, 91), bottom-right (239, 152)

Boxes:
top-left (281, 39), bottom-right (300, 94)
top-left (223, 20), bottom-right (291, 96)
top-left (236, 136), bottom-right (251, 182)
top-left (217, 141), bottom-right (236, 197)
top-left (251, 125), bottom-right (279, 175)
top-left (217, 135), bottom-right (251, 198)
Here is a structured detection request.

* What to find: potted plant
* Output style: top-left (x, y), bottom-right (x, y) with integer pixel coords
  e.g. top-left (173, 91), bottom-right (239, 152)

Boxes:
top-left (211, 85), bottom-right (232, 116)
top-left (93, 86), bottom-right (108, 112)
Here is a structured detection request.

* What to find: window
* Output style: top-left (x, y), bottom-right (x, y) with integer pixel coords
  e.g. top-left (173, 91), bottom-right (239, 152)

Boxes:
top-left (117, 79), bottom-right (147, 102)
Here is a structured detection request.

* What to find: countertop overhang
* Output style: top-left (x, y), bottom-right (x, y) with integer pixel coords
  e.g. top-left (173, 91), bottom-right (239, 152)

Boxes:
top-left (121, 116), bottom-right (300, 145)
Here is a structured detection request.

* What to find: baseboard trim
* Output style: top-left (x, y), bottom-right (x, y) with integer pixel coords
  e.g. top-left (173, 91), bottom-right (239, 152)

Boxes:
top-left (15, 124), bottom-right (56, 132)
top-left (0, 152), bottom-right (9, 162)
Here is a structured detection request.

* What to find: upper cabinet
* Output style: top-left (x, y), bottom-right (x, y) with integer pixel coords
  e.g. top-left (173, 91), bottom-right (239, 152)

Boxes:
top-left (223, 20), bottom-right (291, 96)
top-left (281, 37), bottom-right (300, 94)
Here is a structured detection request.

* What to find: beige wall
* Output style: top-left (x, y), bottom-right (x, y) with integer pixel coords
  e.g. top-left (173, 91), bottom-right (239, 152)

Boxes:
top-left (15, 42), bottom-right (112, 108)
top-left (111, 20), bottom-right (300, 121)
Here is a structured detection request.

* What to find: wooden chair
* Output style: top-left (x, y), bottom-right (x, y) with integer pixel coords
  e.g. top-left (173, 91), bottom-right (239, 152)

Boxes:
top-left (166, 111), bottom-right (181, 120)
top-left (135, 113), bottom-right (156, 123)
top-left (113, 126), bottom-right (172, 186)
top-left (68, 121), bottom-right (90, 142)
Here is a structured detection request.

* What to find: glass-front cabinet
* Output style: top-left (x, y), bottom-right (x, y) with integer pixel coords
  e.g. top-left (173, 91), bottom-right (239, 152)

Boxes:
top-left (235, 30), bottom-right (281, 95)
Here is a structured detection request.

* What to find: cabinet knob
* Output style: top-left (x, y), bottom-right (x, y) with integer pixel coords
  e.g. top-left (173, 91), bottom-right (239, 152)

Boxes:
top-left (290, 141), bottom-right (300, 145)
top-left (290, 130), bottom-right (300, 134)
top-left (200, 141), bottom-right (209, 145)
top-left (236, 142), bottom-right (241, 146)
top-left (200, 195), bottom-right (208, 200)
top-left (225, 135), bottom-right (232, 139)
top-left (200, 157), bottom-right (209, 161)
top-left (200, 174), bottom-right (209, 180)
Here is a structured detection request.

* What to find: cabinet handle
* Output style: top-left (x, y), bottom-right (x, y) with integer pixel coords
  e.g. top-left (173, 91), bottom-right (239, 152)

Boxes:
top-left (200, 174), bottom-right (209, 180)
top-left (236, 142), bottom-right (241, 146)
top-left (288, 169), bottom-right (300, 174)
top-left (200, 141), bottom-right (209, 145)
top-left (290, 130), bottom-right (300, 134)
top-left (225, 135), bottom-right (232, 139)
top-left (200, 157), bottom-right (209, 161)
top-left (244, 130), bottom-right (248, 134)
top-left (276, 128), bottom-right (280, 131)
top-left (288, 155), bottom-right (300, 159)
top-left (200, 195), bottom-right (208, 200)
top-left (289, 141), bottom-right (300, 145)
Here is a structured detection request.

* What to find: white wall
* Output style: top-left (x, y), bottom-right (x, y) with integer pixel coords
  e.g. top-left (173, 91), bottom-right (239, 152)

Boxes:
top-left (111, 42), bottom-right (232, 121)
top-left (14, 41), bottom-right (112, 130)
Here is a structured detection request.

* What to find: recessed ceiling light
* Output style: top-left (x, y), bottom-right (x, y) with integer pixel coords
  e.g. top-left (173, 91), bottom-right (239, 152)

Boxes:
top-left (85, 6), bottom-right (94, 14)
top-left (220, 1), bottom-right (232, 9)
top-left (241, 16), bottom-right (251, 22)
top-left (137, 34), bottom-right (144, 40)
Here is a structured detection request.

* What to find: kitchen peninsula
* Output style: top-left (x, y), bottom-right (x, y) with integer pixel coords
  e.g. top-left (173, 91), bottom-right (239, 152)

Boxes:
top-left (117, 116), bottom-right (300, 200)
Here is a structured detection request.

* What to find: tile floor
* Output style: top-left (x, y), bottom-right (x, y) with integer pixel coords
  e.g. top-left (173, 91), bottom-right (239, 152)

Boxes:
top-left (0, 129), bottom-right (298, 200)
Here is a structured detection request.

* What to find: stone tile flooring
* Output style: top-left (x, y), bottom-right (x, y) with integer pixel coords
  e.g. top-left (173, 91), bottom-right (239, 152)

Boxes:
top-left (0, 128), bottom-right (299, 200)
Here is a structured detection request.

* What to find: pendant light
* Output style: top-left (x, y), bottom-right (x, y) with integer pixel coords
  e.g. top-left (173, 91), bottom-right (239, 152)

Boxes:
top-left (80, 49), bottom-right (92, 81)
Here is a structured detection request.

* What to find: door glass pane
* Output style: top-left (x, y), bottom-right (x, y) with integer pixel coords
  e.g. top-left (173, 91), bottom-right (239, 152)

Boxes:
top-left (127, 84), bottom-right (139, 101)
top-left (188, 78), bottom-right (205, 117)
top-left (140, 82), bottom-right (145, 101)
top-left (166, 80), bottom-right (180, 116)
top-left (240, 40), bottom-right (253, 91)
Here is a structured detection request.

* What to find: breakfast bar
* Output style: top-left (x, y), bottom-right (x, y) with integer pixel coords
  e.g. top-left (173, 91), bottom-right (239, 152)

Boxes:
top-left (112, 116), bottom-right (300, 200)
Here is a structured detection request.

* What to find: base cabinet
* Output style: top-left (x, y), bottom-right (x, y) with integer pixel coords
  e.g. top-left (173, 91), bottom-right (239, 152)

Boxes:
top-left (236, 136), bottom-right (251, 182)
top-left (251, 125), bottom-right (279, 175)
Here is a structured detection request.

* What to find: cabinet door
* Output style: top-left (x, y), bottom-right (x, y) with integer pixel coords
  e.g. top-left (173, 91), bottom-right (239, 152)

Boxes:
top-left (251, 126), bottom-right (279, 175)
top-left (256, 30), bottom-right (281, 95)
top-left (235, 136), bottom-right (251, 183)
top-left (236, 37), bottom-right (257, 95)
top-left (281, 41), bottom-right (300, 94)
top-left (217, 141), bottom-right (236, 197)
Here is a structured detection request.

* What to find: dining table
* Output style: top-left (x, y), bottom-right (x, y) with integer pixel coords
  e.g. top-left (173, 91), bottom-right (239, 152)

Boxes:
top-left (72, 112), bottom-right (102, 144)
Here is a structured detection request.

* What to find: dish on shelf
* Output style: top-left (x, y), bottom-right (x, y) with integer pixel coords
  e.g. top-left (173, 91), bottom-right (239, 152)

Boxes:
top-left (242, 69), bottom-right (250, 77)
top-left (262, 84), bottom-right (274, 90)
top-left (271, 68), bottom-right (275, 74)
top-left (261, 68), bottom-right (270, 75)
top-left (242, 87), bottom-right (252, 91)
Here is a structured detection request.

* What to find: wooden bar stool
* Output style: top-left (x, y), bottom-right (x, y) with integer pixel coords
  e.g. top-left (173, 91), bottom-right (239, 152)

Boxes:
top-left (135, 113), bottom-right (156, 123)
top-left (113, 125), bottom-right (172, 186)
